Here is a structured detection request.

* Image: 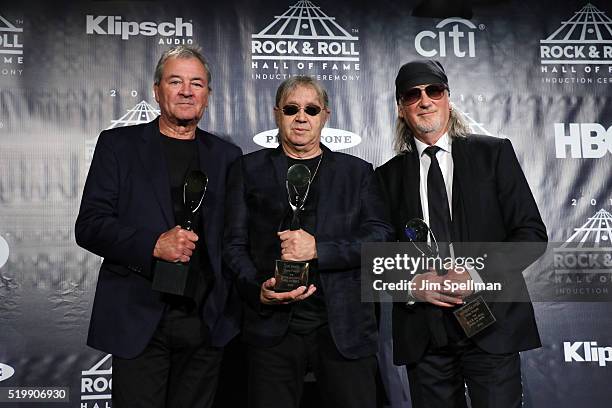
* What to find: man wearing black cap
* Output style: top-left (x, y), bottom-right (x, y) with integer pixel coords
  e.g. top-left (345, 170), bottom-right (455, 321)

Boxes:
top-left (375, 60), bottom-right (547, 408)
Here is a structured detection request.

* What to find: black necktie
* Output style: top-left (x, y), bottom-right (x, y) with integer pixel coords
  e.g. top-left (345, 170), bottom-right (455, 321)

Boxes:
top-left (424, 146), bottom-right (454, 347)
top-left (424, 146), bottom-right (451, 246)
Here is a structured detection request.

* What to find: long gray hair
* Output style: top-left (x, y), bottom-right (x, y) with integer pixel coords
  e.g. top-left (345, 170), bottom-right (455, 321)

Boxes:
top-left (394, 103), bottom-right (471, 153)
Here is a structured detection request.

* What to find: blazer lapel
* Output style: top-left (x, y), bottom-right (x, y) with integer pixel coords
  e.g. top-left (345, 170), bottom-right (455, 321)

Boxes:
top-left (401, 146), bottom-right (423, 227)
top-left (270, 146), bottom-right (292, 223)
top-left (451, 137), bottom-right (474, 241)
top-left (196, 129), bottom-right (215, 238)
top-left (137, 119), bottom-right (174, 228)
top-left (315, 145), bottom-right (335, 233)
top-left (271, 145), bottom-right (288, 194)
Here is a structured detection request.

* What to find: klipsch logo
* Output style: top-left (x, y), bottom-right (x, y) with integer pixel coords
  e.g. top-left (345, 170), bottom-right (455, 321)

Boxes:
top-left (0, 13), bottom-right (24, 76)
top-left (540, 3), bottom-right (612, 84)
top-left (554, 123), bottom-right (612, 158)
top-left (553, 209), bottom-right (612, 297)
top-left (250, 0), bottom-right (360, 81)
top-left (564, 341), bottom-right (612, 366)
top-left (86, 15), bottom-right (193, 44)
top-left (415, 18), bottom-right (485, 58)
top-left (81, 354), bottom-right (112, 408)
top-left (86, 100), bottom-right (160, 164)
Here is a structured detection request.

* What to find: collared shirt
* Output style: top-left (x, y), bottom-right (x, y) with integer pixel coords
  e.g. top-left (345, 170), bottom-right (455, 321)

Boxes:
top-left (414, 133), bottom-right (453, 228)
top-left (407, 133), bottom-right (483, 301)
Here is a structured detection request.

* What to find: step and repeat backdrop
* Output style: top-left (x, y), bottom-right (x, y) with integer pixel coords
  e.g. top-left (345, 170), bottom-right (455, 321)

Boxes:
top-left (1, 0), bottom-right (611, 407)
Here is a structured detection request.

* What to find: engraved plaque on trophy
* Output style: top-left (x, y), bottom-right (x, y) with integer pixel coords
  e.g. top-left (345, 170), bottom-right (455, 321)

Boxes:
top-left (274, 260), bottom-right (310, 293)
top-left (453, 295), bottom-right (497, 337)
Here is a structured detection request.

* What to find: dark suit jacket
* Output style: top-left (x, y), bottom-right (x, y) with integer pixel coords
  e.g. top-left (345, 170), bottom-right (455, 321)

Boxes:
top-left (375, 134), bottom-right (547, 365)
top-left (223, 145), bottom-right (393, 359)
top-left (75, 118), bottom-right (242, 359)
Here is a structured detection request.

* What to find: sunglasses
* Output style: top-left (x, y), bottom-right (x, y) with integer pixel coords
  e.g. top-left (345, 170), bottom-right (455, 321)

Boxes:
top-left (399, 84), bottom-right (448, 106)
top-left (280, 104), bottom-right (323, 116)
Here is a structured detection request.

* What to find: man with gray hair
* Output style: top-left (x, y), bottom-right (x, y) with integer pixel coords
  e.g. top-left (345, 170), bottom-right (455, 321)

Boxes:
top-left (76, 45), bottom-right (242, 407)
top-left (375, 60), bottom-right (547, 408)
top-left (224, 75), bottom-right (392, 407)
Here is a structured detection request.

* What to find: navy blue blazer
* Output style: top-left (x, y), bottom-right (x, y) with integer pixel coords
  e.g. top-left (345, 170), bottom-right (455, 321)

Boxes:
top-left (375, 135), bottom-right (547, 365)
top-left (75, 118), bottom-right (242, 359)
top-left (223, 145), bottom-right (393, 359)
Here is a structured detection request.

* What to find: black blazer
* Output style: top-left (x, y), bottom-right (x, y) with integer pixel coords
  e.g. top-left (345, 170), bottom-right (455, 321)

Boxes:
top-left (75, 118), bottom-right (242, 359)
top-left (375, 134), bottom-right (547, 365)
top-left (223, 145), bottom-right (393, 359)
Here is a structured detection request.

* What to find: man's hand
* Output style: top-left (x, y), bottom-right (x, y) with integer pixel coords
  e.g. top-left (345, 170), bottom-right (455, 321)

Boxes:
top-left (260, 277), bottom-right (316, 305)
top-left (153, 226), bottom-right (198, 263)
top-left (443, 267), bottom-right (474, 298)
top-left (411, 266), bottom-right (473, 307)
top-left (278, 229), bottom-right (317, 261)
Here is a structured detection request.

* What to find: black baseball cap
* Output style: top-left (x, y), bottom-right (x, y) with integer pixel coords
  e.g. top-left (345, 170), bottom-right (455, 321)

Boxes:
top-left (395, 60), bottom-right (449, 101)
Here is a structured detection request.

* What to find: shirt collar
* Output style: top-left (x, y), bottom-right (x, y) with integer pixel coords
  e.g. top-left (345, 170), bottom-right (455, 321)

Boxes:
top-left (415, 132), bottom-right (451, 157)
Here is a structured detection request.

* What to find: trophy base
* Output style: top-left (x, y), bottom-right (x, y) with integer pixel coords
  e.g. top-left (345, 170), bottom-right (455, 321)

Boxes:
top-left (453, 295), bottom-right (496, 338)
top-left (274, 260), bottom-right (309, 292)
top-left (152, 260), bottom-right (197, 297)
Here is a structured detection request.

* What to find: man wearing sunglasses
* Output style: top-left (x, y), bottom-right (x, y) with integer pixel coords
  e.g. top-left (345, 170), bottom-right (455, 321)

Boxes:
top-left (375, 60), bottom-right (547, 408)
top-left (224, 76), bottom-right (393, 408)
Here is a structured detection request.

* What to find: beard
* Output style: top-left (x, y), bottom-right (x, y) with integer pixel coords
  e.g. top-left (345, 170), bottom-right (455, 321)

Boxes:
top-left (414, 115), bottom-right (443, 134)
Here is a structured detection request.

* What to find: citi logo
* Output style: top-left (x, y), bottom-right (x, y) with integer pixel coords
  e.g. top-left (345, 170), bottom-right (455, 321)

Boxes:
top-left (564, 341), bottom-right (612, 366)
top-left (0, 363), bottom-right (15, 382)
top-left (86, 15), bottom-right (192, 40)
top-left (554, 123), bottom-right (612, 158)
top-left (415, 18), bottom-right (483, 58)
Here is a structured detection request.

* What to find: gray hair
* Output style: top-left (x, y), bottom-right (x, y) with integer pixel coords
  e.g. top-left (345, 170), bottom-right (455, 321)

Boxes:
top-left (275, 76), bottom-right (329, 107)
top-left (153, 45), bottom-right (212, 90)
top-left (393, 103), bottom-right (470, 153)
